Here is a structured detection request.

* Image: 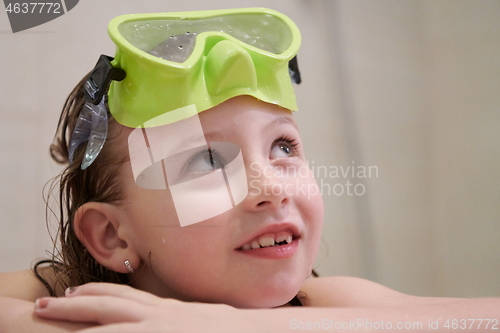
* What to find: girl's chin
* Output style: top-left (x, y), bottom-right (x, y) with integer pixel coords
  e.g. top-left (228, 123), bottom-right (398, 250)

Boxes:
top-left (227, 286), bottom-right (302, 309)
top-left (234, 273), bottom-right (307, 308)
top-left (232, 295), bottom-right (298, 309)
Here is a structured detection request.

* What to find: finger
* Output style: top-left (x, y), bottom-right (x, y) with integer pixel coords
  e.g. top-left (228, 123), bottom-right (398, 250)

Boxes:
top-left (66, 283), bottom-right (161, 306)
top-left (34, 295), bottom-right (147, 325)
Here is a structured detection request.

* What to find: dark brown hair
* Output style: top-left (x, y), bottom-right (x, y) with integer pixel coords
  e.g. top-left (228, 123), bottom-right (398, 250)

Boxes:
top-left (34, 73), bottom-right (129, 296)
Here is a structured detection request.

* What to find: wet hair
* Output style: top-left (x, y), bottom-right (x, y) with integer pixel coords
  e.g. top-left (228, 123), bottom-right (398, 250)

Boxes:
top-left (33, 73), bottom-right (129, 296)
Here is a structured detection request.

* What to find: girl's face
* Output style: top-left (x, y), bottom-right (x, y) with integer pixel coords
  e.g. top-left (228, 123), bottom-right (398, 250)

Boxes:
top-left (119, 96), bottom-right (324, 308)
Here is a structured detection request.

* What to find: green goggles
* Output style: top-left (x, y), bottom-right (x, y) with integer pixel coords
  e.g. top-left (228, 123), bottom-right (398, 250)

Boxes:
top-left (104, 7), bottom-right (302, 128)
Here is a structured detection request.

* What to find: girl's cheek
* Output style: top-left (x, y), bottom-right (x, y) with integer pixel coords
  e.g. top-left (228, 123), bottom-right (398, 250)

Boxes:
top-left (293, 168), bottom-right (322, 200)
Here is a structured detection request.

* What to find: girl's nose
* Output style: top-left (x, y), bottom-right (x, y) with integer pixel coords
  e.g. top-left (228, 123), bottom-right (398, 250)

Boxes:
top-left (243, 161), bottom-right (292, 212)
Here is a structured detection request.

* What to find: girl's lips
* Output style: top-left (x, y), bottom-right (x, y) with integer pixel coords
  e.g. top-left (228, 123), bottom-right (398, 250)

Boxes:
top-left (235, 238), bottom-right (300, 259)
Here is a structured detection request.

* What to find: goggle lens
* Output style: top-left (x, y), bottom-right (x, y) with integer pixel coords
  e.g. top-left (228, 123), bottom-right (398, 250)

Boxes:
top-left (118, 13), bottom-right (294, 63)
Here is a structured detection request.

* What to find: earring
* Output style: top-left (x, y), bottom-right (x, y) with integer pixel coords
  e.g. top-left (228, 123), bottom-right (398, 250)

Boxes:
top-left (124, 260), bottom-right (135, 273)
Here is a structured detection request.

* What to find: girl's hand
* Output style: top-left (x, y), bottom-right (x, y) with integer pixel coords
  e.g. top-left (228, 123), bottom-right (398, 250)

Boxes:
top-left (33, 283), bottom-right (244, 333)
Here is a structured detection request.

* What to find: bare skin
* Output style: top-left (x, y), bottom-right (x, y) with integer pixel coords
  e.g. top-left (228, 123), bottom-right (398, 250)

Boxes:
top-left (0, 268), bottom-right (451, 306)
top-left (1, 269), bottom-right (499, 332)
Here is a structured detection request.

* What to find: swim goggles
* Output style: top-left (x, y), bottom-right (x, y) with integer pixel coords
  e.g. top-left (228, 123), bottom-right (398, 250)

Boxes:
top-left (69, 7), bottom-right (301, 169)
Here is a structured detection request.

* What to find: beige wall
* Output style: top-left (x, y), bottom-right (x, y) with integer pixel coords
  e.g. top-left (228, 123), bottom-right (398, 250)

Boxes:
top-left (1, 0), bottom-right (499, 298)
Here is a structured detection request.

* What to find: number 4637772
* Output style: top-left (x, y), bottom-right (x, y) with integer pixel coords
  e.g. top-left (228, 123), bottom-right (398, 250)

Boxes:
top-left (5, 3), bottom-right (62, 14)
top-left (443, 319), bottom-right (498, 330)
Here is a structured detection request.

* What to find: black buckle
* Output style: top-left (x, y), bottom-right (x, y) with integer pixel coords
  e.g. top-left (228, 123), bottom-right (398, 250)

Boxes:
top-left (84, 54), bottom-right (126, 104)
top-left (288, 56), bottom-right (301, 84)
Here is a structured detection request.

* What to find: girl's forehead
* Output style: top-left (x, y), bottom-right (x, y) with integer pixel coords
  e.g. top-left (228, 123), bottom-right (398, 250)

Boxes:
top-left (120, 96), bottom-right (297, 150)
top-left (197, 96), bottom-right (296, 129)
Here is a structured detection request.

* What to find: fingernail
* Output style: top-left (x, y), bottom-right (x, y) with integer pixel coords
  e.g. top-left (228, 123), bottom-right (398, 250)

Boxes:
top-left (65, 286), bottom-right (77, 296)
top-left (35, 298), bottom-right (50, 310)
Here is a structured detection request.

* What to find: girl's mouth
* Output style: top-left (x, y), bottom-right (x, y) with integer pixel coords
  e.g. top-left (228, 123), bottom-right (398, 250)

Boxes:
top-left (235, 227), bottom-right (301, 259)
top-left (234, 223), bottom-right (302, 259)
top-left (237, 230), bottom-right (295, 250)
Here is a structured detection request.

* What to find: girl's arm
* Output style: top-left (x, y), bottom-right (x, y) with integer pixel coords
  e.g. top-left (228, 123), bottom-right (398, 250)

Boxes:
top-left (33, 281), bottom-right (500, 333)
top-left (0, 269), bottom-right (52, 301)
top-left (298, 275), bottom-right (462, 307)
top-left (258, 298), bottom-right (500, 332)
top-left (0, 270), bottom-right (94, 332)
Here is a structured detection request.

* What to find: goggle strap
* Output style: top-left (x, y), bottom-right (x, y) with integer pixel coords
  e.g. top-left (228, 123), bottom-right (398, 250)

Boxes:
top-left (68, 54), bottom-right (123, 169)
top-left (288, 56), bottom-right (301, 84)
top-left (84, 54), bottom-right (126, 104)
top-left (68, 97), bottom-right (108, 170)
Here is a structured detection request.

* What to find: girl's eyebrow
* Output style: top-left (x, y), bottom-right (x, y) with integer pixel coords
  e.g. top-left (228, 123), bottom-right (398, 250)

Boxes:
top-left (203, 131), bottom-right (227, 142)
top-left (200, 116), bottom-right (297, 142)
top-left (263, 116), bottom-right (298, 132)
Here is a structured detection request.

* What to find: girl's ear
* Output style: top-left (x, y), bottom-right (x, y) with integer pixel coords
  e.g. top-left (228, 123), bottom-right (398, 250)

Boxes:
top-left (73, 202), bottom-right (140, 274)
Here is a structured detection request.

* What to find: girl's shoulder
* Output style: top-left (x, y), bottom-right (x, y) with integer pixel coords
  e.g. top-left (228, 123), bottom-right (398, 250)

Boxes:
top-left (0, 268), bottom-right (54, 302)
top-left (298, 276), bottom-right (409, 307)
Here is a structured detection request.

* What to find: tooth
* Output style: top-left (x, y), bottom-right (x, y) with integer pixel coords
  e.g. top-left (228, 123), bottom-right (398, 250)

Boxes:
top-left (286, 235), bottom-right (292, 244)
top-left (258, 235), bottom-right (275, 247)
top-left (276, 234), bottom-right (288, 243)
top-left (242, 244), bottom-right (251, 250)
top-left (251, 240), bottom-right (261, 249)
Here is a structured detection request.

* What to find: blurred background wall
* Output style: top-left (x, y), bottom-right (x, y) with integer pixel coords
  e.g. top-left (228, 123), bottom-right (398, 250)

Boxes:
top-left (1, 0), bottom-right (499, 298)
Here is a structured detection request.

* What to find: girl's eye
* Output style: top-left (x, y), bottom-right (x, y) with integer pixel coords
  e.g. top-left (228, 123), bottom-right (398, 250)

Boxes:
top-left (270, 136), bottom-right (298, 159)
top-left (185, 149), bottom-right (225, 173)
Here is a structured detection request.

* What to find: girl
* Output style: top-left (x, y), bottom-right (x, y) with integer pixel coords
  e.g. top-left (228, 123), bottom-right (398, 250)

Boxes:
top-left (1, 8), bottom-right (499, 333)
